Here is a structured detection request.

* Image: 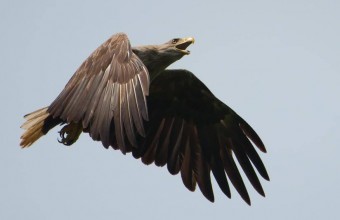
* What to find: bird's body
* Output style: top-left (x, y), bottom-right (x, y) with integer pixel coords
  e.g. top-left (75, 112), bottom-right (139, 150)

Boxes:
top-left (20, 33), bottom-right (269, 205)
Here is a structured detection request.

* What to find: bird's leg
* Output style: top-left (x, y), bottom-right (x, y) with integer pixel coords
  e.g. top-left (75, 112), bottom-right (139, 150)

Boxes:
top-left (58, 122), bottom-right (82, 146)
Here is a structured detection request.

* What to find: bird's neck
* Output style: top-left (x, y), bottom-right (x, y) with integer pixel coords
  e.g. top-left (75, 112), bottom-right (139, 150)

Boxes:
top-left (132, 46), bottom-right (176, 81)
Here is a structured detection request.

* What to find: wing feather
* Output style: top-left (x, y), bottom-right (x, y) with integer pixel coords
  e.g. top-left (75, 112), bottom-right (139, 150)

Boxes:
top-left (142, 69), bottom-right (269, 204)
top-left (192, 126), bottom-right (214, 202)
top-left (230, 138), bottom-right (265, 196)
top-left (221, 138), bottom-right (251, 204)
top-left (167, 119), bottom-right (185, 174)
top-left (180, 127), bottom-right (196, 191)
top-left (129, 77), bottom-right (145, 136)
top-left (48, 33), bottom-right (149, 150)
top-left (197, 125), bottom-right (231, 198)
top-left (154, 118), bottom-right (176, 167)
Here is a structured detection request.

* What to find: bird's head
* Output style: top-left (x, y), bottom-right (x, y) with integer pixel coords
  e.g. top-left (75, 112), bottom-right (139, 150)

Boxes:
top-left (155, 37), bottom-right (195, 62)
top-left (132, 37), bottom-right (195, 77)
top-left (155, 37), bottom-right (195, 67)
top-left (165, 37), bottom-right (195, 55)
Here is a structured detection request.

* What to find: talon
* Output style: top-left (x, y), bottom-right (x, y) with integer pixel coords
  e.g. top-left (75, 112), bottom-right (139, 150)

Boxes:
top-left (57, 122), bottom-right (83, 146)
top-left (58, 129), bottom-right (65, 142)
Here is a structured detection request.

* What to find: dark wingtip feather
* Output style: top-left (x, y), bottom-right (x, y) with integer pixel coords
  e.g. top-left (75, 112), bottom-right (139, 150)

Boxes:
top-left (235, 130), bottom-right (270, 181)
top-left (257, 186), bottom-right (265, 197)
top-left (203, 191), bottom-right (215, 203)
top-left (245, 198), bottom-right (251, 206)
top-left (239, 121), bottom-right (266, 153)
top-left (232, 141), bottom-right (266, 197)
top-left (212, 169), bottom-right (231, 199)
top-left (196, 169), bottom-right (215, 203)
top-left (262, 171), bottom-right (270, 181)
top-left (221, 143), bottom-right (252, 205)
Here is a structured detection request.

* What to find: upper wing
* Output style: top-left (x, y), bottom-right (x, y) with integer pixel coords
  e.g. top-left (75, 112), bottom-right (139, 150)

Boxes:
top-left (134, 69), bottom-right (269, 205)
top-left (48, 33), bottom-right (149, 153)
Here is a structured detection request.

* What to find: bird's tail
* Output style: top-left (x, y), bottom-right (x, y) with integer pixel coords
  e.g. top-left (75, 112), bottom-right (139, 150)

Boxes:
top-left (20, 107), bottom-right (60, 148)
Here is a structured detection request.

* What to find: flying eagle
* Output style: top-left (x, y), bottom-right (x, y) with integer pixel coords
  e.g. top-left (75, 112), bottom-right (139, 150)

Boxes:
top-left (20, 33), bottom-right (269, 205)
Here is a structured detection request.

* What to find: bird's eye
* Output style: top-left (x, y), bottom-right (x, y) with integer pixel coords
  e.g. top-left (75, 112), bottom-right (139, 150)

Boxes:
top-left (172, 38), bottom-right (179, 44)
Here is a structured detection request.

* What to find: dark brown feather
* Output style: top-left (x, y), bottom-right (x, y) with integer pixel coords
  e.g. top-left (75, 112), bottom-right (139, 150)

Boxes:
top-left (197, 125), bottom-right (231, 198)
top-left (191, 126), bottom-right (215, 202)
top-left (221, 138), bottom-right (251, 204)
top-left (180, 128), bottom-right (196, 191)
top-left (239, 120), bottom-right (266, 153)
top-left (231, 138), bottom-right (265, 196)
top-left (142, 69), bottom-right (268, 204)
top-left (167, 119), bottom-right (185, 174)
top-left (234, 128), bottom-right (269, 180)
top-left (154, 118), bottom-right (174, 167)
top-left (142, 118), bottom-right (165, 165)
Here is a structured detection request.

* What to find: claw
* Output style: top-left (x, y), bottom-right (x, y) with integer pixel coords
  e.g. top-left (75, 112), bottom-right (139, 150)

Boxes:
top-left (57, 123), bottom-right (82, 146)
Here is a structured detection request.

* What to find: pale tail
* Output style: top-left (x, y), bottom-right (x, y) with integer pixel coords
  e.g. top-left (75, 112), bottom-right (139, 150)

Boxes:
top-left (20, 107), bottom-right (50, 148)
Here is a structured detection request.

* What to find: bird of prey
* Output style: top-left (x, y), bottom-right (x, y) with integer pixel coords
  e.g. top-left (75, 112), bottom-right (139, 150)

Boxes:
top-left (20, 33), bottom-right (269, 205)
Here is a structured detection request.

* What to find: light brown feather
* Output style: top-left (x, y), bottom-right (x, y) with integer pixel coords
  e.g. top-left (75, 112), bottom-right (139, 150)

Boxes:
top-left (20, 107), bottom-right (49, 148)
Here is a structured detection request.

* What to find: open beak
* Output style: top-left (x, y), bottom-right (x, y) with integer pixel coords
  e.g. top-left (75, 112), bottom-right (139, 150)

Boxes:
top-left (175, 37), bottom-right (195, 55)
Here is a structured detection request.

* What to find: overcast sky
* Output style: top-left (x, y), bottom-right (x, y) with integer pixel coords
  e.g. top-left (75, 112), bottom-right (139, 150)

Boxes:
top-left (1, 0), bottom-right (339, 219)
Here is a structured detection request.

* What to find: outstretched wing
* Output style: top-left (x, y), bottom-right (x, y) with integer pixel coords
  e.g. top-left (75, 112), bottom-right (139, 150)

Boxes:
top-left (48, 33), bottom-right (149, 153)
top-left (134, 69), bottom-right (269, 205)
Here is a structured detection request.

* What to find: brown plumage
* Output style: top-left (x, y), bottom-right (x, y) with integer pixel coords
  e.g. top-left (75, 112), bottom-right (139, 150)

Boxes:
top-left (20, 33), bottom-right (269, 205)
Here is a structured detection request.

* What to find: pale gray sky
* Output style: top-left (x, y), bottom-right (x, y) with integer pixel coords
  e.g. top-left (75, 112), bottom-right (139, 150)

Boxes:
top-left (1, 0), bottom-right (339, 219)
